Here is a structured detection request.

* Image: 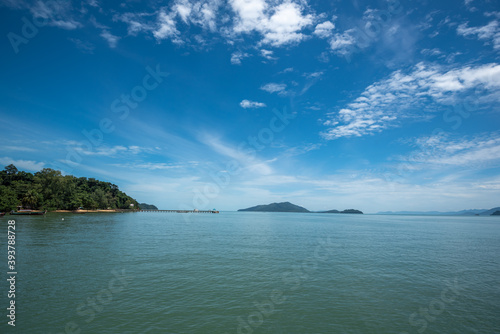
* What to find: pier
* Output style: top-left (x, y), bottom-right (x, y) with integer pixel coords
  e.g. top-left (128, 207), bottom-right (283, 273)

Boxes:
top-left (140, 210), bottom-right (219, 213)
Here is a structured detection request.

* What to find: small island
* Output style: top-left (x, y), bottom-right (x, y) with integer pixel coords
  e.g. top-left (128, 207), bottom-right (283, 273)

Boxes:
top-left (492, 211), bottom-right (500, 216)
top-left (320, 209), bottom-right (363, 214)
top-left (139, 203), bottom-right (159, 210)
top-left (238, 202), bottom-right (363, 214)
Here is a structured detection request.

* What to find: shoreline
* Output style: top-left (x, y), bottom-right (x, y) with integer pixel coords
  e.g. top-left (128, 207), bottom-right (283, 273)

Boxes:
top-left (51, 209), bottom-right (137, 213)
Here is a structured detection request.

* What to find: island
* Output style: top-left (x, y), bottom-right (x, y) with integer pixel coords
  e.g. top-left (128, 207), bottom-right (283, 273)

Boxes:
top-left (377, 206), bottom-right (500, 216)
top-left (320, 209), bottom-right (363, 214)
top-left (238, 202), bottom-right (363, 214)
top-left (238, 202), bottom-right (309, 213)
top-left (492, 211), bottom-right (500, 216)
top-left (139, 203), bottom-right (159, 210)
top-left (0, 164), bottom-right (141, 213)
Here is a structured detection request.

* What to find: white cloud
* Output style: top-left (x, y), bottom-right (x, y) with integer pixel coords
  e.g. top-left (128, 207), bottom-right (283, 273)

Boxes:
top-left (240, 99), bottom-right (266, 108)
top-left (329, 29), bottom-right (356, 55)
top-left (260, 49), bottom-right (276, 60)
top-left (172, 0), bottom-right (221, 32)
top-left (457, 20), bottom-right (500, 50)
top-left (0, 146), bottom-right (37, 152)
top-left (68, 143), bottom-right (154, 157)
top-left (29, 0), bottom-right (82, 29)
top-left (322, 62), bottom-right (500, 140)
top-left (230, 51), bottom-right (250, 64)
top-left (114, 12), bottom-right (155, 36)
top-left (304, 71), bottom-right (323, 79)
top-left (260, 82), bottom-right (287, 94)
top-left (230, 0), bottom-right (314, 46)
top-left (69, 38), bottom-right (95, 53)
top-left (202, 135), bottom-right (274, 175)
top-left (111, 161), bottom-right (199, 170)
top-left (154, 10), bottom-right (182, 43)
top-left (100, 30), bottom-right (119, 48)
top-left (0, 157), bottom-right (45, 172)
top-left (314, 20), bottom-right (335, 38)
top-left (392, 132), bottom-right (500, 173)
top-left (420, 48), bottom-right (442, 56)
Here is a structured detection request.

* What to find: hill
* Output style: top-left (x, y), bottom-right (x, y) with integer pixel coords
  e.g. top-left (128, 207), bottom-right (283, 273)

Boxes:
top-left (0, 164), bottom-right (139, 212)
top-left (377, 207), bottom-right (499, 216)
top-left (139, 203), bottom-right (158, 210)
top-left (320, 209), bottom-right (363, 214)
top-left (377, 209), bottom-right (486, 215)
top-left (238, 202), bottom-right (310, 213)
top-left (491, 211), bottom-right (500, 216)
top-left (479, 207), bottom-right (500, 216)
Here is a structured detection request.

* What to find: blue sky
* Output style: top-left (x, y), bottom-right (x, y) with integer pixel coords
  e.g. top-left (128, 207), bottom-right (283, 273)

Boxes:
top-left (1, 0), bottom-right (499, 212)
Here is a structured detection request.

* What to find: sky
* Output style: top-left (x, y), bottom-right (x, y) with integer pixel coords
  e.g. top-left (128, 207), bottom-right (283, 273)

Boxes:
top-left (0, 0), bottom-right (499, 213)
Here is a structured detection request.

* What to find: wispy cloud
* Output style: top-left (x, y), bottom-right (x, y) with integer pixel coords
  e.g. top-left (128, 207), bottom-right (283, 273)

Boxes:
top-left (30, 0), bottom-right (82, 29)
top-left (321, 62), bottom-right (500, 140)
top-left (240, 99), bottom-right (266, 108)
top-left (260, 82), bottom-right (287, 94)
top-left (328, 29), bottom-right (357, 56)
top-left (68, 38), bottom-right (95, 53)
top-left (113, 12), bottom-right (156, 36)
top-left (100, 30), bottom-right (120, 48)
top-left (230, 51), bottom-right (250, 65)
top-left (457, 20), bottom-right (500, 50)
top-left (260, 49), bottom-right (277, 61)
top-left (201, 134), bottom-right (274, 175)
top-left (395, 132), bottom-right (500, 169)
top-left (67, 142), bottom-right (157, 157)
top-left (110, 161), bottom-right (199, 170)
top-left (0, 157), bottom-right (45, 172)
top-left (154, 9), bottom-right (182, 43)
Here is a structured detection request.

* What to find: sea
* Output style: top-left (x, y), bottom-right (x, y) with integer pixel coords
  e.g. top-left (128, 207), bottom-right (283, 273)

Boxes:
top-left (1, 212), bottom-right (499, 333)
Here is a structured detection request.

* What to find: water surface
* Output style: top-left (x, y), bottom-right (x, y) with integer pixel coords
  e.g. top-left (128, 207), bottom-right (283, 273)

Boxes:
top-left (1, 212), bottom-right (499, 333)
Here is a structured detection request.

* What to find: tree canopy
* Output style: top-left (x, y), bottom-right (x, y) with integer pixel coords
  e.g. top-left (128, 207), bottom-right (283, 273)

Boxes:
top-left (0, 164), bottom-right (139, 212)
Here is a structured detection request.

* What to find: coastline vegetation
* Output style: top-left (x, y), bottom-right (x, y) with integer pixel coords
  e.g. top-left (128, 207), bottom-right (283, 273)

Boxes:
top-left (0, 164), bottom-right (139, 212)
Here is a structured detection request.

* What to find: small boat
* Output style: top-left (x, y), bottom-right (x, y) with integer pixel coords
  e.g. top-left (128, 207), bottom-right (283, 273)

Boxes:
top-left (10, 210), bottom-right (46, 215)
top-left (0, 212), bottom-right (5, 217)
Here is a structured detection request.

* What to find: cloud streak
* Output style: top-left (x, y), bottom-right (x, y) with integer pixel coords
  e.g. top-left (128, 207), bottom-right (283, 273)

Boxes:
top-left (240, 99), bottom-right (266, 108)
top-left (322, 62), bottom-right (500, 140)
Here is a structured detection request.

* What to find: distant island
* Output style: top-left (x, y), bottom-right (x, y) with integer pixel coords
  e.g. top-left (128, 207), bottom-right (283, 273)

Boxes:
top-left (0, 164), bottom-right (141, 212)
top-left (377, 207), bottom-right (500, 216)
top-left (320, 209), bottom-right (363, 214)
top-left (238, 202), bottom-right (363, 214)
top-left (238, 202), bottom-right (309, 212)
top-left (492, 211), bottom-right (500, 216)
top-left (139, 203), bottom-right (159, 210)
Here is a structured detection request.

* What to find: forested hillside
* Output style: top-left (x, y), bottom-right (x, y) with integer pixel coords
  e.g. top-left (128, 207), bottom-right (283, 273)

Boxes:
top-left (0, 164), bottom-right (139, 212)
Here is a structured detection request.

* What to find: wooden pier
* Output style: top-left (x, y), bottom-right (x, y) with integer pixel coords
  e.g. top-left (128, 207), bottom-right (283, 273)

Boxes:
top-left (140, 210), bottom-right (219, 213)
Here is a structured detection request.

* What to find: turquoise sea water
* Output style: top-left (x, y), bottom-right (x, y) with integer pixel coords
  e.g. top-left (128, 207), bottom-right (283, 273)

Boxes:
top-left (1, 212), bottom-right (499, 333)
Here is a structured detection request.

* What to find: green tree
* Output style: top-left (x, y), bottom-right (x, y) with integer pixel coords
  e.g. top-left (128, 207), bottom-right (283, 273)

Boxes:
top-left (0, 186), bottom-right (19, 212)
top-left (22, 190), bottom-right (42, 209)
top-left (4, 164), bottom-right (18, 175)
